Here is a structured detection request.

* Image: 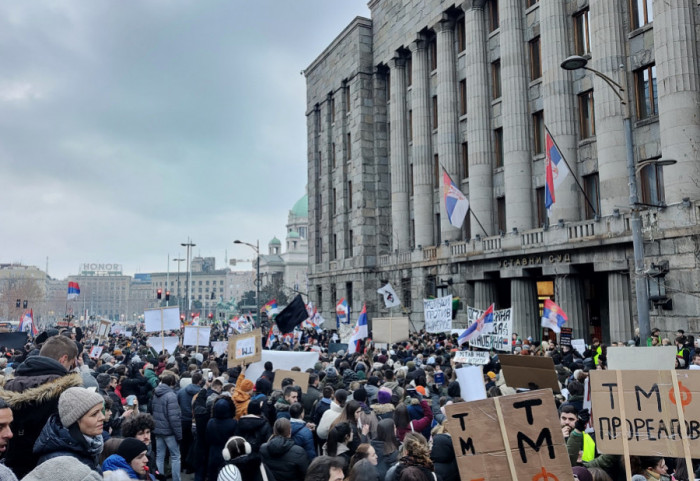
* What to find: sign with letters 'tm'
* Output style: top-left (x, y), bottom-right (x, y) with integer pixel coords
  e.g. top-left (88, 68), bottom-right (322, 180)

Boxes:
top-left (445, 389), bottom-right (573, 481)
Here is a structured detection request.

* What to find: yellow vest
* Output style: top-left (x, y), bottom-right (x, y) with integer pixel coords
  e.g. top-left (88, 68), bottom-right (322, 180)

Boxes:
top-left (582, 432), bottom-right (596, 462)
top-left (593, 346), bottom-right (602, 366)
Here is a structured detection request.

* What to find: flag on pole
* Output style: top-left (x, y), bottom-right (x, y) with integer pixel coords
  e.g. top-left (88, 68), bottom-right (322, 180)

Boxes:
top-left (377, 283), bottom-right (401, 308)
top-left (443, 169), bottom-right (470, 228)
top-left (18, 309), bottom-right (38, 336)
top-left (336, 298), bottom-right (349, 325)
top-left (275, 295), bottom-right (309, 334)
top-left (67, 282), bottom-right (80, 300)
top-left (541, 299), bottom-right (568, 333)
top-left (348, 304), bottom-right (369, 354)
top-left (261, 300), bottom-right (279, 317)
top-left (544, 129), bottom-right (570, 214)
top-left (458, 304), bottom-right (495, 346)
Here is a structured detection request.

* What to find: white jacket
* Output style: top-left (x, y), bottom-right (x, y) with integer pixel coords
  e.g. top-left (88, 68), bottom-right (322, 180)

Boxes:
top-left (316, 401), bottom-right (343, 440)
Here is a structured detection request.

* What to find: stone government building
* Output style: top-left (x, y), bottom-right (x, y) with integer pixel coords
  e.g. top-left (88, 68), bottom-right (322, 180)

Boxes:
top-left (304, 0), bottom-right (700, 343)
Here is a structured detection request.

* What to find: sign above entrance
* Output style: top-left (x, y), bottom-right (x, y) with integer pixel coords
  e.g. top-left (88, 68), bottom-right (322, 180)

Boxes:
top-left (497, 253), bottom-right (572, 268)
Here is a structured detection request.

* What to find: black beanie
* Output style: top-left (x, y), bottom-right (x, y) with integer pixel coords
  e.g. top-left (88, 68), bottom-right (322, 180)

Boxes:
top-left (118, 438), bottom-right (148, 464)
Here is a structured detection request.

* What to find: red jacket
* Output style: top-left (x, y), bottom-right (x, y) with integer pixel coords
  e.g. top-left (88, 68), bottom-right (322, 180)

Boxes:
top-left (396, 399), bottom-right (433, 442)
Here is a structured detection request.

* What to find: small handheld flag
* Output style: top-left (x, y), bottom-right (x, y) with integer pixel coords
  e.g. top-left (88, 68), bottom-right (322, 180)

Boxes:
top-left (541, 299), bottom-right (568, 334)
top-left (18, 309), bottom-right (38, 336)
top-left (458, 304), bottom-right (494, 346)
top-left (348, 304), bottom-right (369, 354)
top-left (442, 169), bottom-right (470, 229)
top-left (67, 282), bottom-right (80, 300)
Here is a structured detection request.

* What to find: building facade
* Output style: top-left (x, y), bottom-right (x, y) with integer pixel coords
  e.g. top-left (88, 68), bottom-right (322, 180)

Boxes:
top-left (305, 0), bottom-right (700, 342)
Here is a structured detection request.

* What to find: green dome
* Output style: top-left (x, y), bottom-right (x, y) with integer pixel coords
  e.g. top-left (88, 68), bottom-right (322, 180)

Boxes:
top-left (291, 194), bottom-right (308, 217)
top-left (269, 236), bottom-right (281, 245)
top-left (287, 230), bottom-right (300, 239)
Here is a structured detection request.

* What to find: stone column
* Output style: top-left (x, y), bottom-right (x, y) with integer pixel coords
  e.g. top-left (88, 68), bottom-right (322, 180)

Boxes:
top-left (653, 0), bottom-right (700, 203)
top-left (511, 278), bottom-right (539, 339)
top-left (555, 276), bottom-right (587, 339)
top-left (436, 17), bottom-right (462, 241)
top-left (389, 56), bottom-right (410, 251)
top-left (463, 0), bottom-right (493, 236)
top-left (541, 0), bottom-right (580, 222)
top-left (608, 272), bottom-right (633, 342)
top-left (589, 0), bottom-right (628, 215)
top-left (500, 0), bottom-right (533, 231)
top-left (411, 39), bottom-right (435, 247)
top-left (474, 280), bottom-right (497, 310)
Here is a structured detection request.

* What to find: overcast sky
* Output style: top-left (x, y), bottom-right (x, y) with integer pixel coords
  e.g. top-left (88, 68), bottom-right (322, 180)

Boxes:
top-left (0, 1), bottom-right (370, 279)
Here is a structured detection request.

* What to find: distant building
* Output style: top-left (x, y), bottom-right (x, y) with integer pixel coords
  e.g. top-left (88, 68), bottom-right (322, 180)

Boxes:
top-left (68, 264), bottom-right (131, 322)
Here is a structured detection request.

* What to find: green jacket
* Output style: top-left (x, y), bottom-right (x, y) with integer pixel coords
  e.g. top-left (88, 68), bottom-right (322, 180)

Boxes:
top-left (144, 368), bottom-right (159, 388)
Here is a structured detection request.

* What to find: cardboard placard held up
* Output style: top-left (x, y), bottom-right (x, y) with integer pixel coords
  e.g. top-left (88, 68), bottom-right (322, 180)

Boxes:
top-left (590, 370), bottom-right (700, 457)
top-left (445, 389), bottom-right (573, 481)
top-left (559, 327), bottom-right (572, 347)
top-left (227, 329), bottom-right (262, 367)
top-left (96, 321), bottom-right (111, 339)
top-left (499, 355), bottom-right (560, 393)
top-left (606, 346), bottom-right (676, 370)
top-left (272, 370), bottom-right (310, 393)
top-left (454, 350), bottom-right (490, 365)
top-left (372, 317), bottom-right (409, 343)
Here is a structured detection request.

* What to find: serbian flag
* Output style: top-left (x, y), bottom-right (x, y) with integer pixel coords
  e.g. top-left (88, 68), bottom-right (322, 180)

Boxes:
top-left (336, 298), bottom-right (349, 326)
top-left (541, 299), bottom-right (568, 334)
top-left (18, 309), bottom-right (38, 336)
top-left (442, 169), bottom-right (469, 228)
top-left (266, 329), bottom-right (276, 348)
top-left (67, 282), bottom-right (80, 300)
top-left (348, 304), bottom-right (369, 354)
top-left (261, 300), bottom-right (279, 317)
top-left (544, 128), bottom-right (570, 213)
top-left (458, 304), bottom-right (495, 346)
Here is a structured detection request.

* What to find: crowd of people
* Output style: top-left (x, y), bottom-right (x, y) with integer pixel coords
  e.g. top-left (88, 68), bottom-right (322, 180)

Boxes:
top-left (0, 321), bottom-right (692, 481)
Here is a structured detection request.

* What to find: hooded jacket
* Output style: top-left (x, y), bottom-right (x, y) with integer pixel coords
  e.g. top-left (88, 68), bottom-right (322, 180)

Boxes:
top-left (290, 418), bottom-right (316, 460)
top-left (33, 414), bottom-right (102, 472)
top-left (431, 433), bottom-right (459, 481)
top-left (370, 440), bottom-right (399, 481)
top-left (228, 452), bottom-right (277, 481)
top-left (235, 415), bottom-right (272, 453)
top-left (260, 436), bottom-right (309, 481)
top-left (102, 454), bottom-right (140, 479)
top-left (232, 372), bottom-right (252, 420)
top-left (370, 401), bottom-right (396, 421)
top-left (177, 382), bottom-right (200, 422)
top-left (206, 399), bottom-right (237, 481)
top-left (151, 384), bottom-right (182, 440)
top-left (316, 401), bottom-right (342, 440)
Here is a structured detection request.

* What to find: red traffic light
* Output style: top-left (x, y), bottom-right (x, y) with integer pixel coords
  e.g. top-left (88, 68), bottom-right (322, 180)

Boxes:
top-left (180, 314), bottom-right (185, 321)
top-left (156, 289), bottom-right (162, 300)
top-left (165, 290), bottom-right (170, 301)
top-left (191, 313), bottom-right (195, 318)
top-left (208, 313), bottom-right (213, 319)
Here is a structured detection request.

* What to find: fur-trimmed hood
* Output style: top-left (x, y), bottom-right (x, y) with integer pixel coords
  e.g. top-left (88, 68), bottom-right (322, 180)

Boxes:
top-left (370, 403), bottom-right (396, 415)
top-left (0, 372), bottom-right (83, 409)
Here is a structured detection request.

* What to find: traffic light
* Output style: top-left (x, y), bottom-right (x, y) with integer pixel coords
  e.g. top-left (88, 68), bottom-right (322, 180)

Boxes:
top-left (165, 290), bottom-right (170, 301)
top-left (208, 313), bottom-right (213, 320)
top-left (22, 301), bottom-right (27, 309)
top-left (157, 289), bottom-right (162, 300)
top-left (180, 314), bottom-right (185, 322)
top-left (15, 299), bottom-right (20, 308)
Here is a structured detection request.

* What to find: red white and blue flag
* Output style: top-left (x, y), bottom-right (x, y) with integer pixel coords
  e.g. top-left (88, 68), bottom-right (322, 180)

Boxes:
top-left (544, 129), bottom-right (569, 214)
top-left (336, 298), bottom-right (349, 326)
top-left (19, 309), bottom-right (38, 336)
top-left (67, 281), bottom-right (80, 300)
top-left (541, 299), bottom-right (568, 334)
top-left (443, 169), bottom-right (469, 229)
top-left (348, 304), bottom-right (369, 354)
top-left (458, 304), bottom-right (495, 346)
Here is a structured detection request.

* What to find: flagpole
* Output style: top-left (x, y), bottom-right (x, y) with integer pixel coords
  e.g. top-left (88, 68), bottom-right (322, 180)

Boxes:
top-left (545, 125), bottom-right (598, 216)
top-left (442, 165), bottom-right (489, 237)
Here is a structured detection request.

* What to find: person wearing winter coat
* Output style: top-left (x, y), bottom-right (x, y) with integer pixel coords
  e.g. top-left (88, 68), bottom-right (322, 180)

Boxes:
top-left (430, 425), bottom-right (459, 481)
top-left (370, 388), bottom-right (396, 421)
top-left (371, 418), bottom-right (400, 481)
top-left (320, 368), bottom-right (344, 392)
top-left (232, 366), bottom-right (256, 420)
top-left (143, 365), bottom-right (159, 390)
top-left (316, 389), bottom-right (348, 440)
top-left (176, 372), bottom-right (201, 474)
top-left (221, 436), bottom-right (277, 481)
top-left (151, 371), bottom-right (182, 481)
top-left (206, 397), bottom-right (237, 481)
top-left (33, 387), bottom-right (106, 472)
top-left (235, 395), bottom-right (272, 453)
top-left (385, 432), bottom-right (440, 481)
top-left (260, 418), bottom-right (309, 481)
top-left (311, 386), bottom-right (334, 426)
top-left (290, 402), bottom-right (316, 460)
top-left (121, 363), bottom-right (153, 409)
top-left (102, 438), bottom-right (151, 480)
top-left (394, 399), bottom-right (432, 443)
top-left (301, 374), bottom-right (322, 423)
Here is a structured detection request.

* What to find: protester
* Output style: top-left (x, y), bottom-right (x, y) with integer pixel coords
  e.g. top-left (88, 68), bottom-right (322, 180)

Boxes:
top-left (102, 438), bottom-right (150, 480)
top-left (371, 418), bottom-right (399, 480)
top-left (220, 435), bottom-right (276, 481)
top-left (260, 418), bottom-right (309, 481)
top-left (304, 455), bottom-right (345, 481)
top-left (206, 397), bottom-right (237, 481)
top-left (235, 394), bottom-right (272, 453)
top-left (384, 433), bottom-right (436, 481)
top-left (151, 371), bottom-right (182, 481)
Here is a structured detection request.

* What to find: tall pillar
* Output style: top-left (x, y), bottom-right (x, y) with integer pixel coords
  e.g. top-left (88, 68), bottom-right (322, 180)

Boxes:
top-left (500, 0), bottom-right (533, 231)
top-left (474, 280), bottom-right (497, 310)
top-left (608, 272), bottom-right (633, 342)
top-left (464, 0), bottom-right (493, 236)
top-left (589, 0), bottom-right (628, 215)
top-left (511, 278), bottom-right (539, 339)
top-left (411, 39), bottom-right (435, 247)
top-left (389, 56), bottom-right (410, 251)
top-left (541, 0), bottom-right (580, 222)
top-left (653, 0), bottom-right (700, 203)
top-left (436, 18), bottom-right (462, 242)
top-left (555, 276), bottom-right (587, 339)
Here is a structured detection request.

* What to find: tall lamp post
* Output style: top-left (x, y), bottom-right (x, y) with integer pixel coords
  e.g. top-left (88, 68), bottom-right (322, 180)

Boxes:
top-left (180, 239), bottom-right (195, 319)
top-left (172, 257), bottom-right (185, 312)
top-left (561, 55), bottom-right (676, 344)
top-left (234, 239), bottom-right (260, 327)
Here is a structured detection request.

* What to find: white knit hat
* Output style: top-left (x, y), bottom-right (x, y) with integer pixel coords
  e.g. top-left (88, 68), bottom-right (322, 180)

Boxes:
top-left (58, 386), bottom-right (104, 427)
top-left (217, 464), bottom-right (242, 481)
top-left (22, 456), bottom-right (103, 481)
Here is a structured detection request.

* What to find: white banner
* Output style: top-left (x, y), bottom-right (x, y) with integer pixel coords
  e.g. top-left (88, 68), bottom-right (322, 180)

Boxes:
top-left (147, 336), bottom-right (180, 355)
top-left (244, 350), bottom-right (319, 382)
top-left (455, 366), bottom-right (487, 402)
top-left (465, 306), bottom-right (512, 352)
top-left (423, 295), bottom-right (453, 333)
top-left (454, 350), bottom-right (490, 365)
top-left (211, 341), bottom-right (228, 357)
top-left (183, 326), bottom-right (211, 346)
top-left (144, 307), bottom-right (181, 333)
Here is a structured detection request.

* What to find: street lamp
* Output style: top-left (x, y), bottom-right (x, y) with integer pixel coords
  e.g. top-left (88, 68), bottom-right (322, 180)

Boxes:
top-left (180, 239), bottom-right (195, 319)
top-left (561, 55), bottom-right (653, 343)
top-left (234, 239), bottom-right (260, 327)
top-left (172, 257), bottom-right (185, 312)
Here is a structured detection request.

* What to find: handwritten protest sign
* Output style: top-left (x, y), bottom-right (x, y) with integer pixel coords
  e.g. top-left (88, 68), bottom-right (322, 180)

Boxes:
top-left (500, 355), bottom-right (560, 393)
top-left (96, 321), bottom-right (110, 339)
top-left (373, 317), bottom-right (410, 343)
top-left (445, 389), bottom-right (573, 481)
top-left (272, 369), bottom-right (310, 393)
top-left (559, 327), bottom-right (572, 347)
top-left (227, 329), bottom-right (262, 367)
top-left (424, 295), bottom-right (452, 333)
top-left (89, 346), bottom-right (104, 359)
top-left (590, 370), bottom-right (700, 458)
top-left (466, 306), bottom-right (512, 352)
top-left (571, 339), bottom-right (586, 356)
top-left (454, 350), bottom-right (490, 365)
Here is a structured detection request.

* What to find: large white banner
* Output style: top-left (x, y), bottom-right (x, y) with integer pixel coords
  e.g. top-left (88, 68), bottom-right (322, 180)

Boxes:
top-left (423, 295), bottom-right (452, 333)
top-left (465, 306), bottom-right (512, 352)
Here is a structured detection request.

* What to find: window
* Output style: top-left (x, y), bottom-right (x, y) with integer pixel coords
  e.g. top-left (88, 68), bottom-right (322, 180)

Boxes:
top-left (332, 188), bottom-right (337, 214)
top-left (402, 278), bottom-right (412, 309)
top-left (640, 164), bottom-right (666, 206)
top-left (409, 163), bottom-right (414, 196)
top-left (331, 234), bottom-right (337, 260)
top-left (434, 154), bottom-right (440, 188)
top-left (409, 110), bottom-right (413, 141)
top-left (429, 37), bottom-right (437, 71)
top-left (492, 60), bottom-right (502, 99)
top-left (346, 282), bottom-right (353, 310)
top-left (456, 18), bottom-right (465, 52)
top-left (330, 284), bottom-right (336, 308)
top-left (573, 9), bottom-right (591, 55)
top-left (330, 96), bottom-right (335, 123)
top-left (347, 181), bottom-right (352, 211)
top-left (347, 230), bottom-right (354, 257)
top-left (459, 79), bottom-right (467, 116)
top-left (578, 90), bottom-right (596, 139)
top-left (526, 0), bottom-right (538, 6)
top-left (432, 95), bottom-right (438, 129)
top-left (529, 36), bottom-right (541, 80)
top-left (494, 128), bottom-right (504, 168)
top-left (461, 142), bottom-right (469, 179)
top-left (332, 143), bottom-right (336, 168)
top-left (635, 64), bottom-right (658, 119)
top-left (536, 187), bottom-right (546, 227)
top-left (407, 57), bottom-right (412, 87)
top-left (345, 85), bottom-right (351, 112)
top-left (315, 236), bottom-right (321, 261)
top-left (347, 133), bottom-right (351, 160)
top-left (435, 214), bottom-right (441, 245)
top-left (583, 173), bottom-right (600, 219)
top-left (488, 0), bottom-right (499, 31)
top-left (533, 111), bottom-right (545, 155)
top-left (386, 71), bottom-right (390, 100)
top-left (316, 285), bottom-right (323, 310)
top-left (497, 196), bottom-right (506, 234)
top-left (630, 0), bottom-right (653, 29)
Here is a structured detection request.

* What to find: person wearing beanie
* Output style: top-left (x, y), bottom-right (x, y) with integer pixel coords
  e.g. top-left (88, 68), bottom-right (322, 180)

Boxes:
top-left (234, 395), bottom-right (272, 453)
top-left (21, 455), bottom-right (103, 481)
top-left (217, 464), bottom-right (242, 481)
top-left (232, 365), bottom-right (255, 420)
top-left (102, 438), bottom-right (149, 479)
top-left (33, 387), bottom-right (105, 472)
top-left (221, 435), bottom-right (275, 481)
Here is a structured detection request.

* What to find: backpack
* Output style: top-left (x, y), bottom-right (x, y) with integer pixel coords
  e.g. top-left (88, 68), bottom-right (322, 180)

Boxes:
top-left (192, 387), bottom-right (210, 418)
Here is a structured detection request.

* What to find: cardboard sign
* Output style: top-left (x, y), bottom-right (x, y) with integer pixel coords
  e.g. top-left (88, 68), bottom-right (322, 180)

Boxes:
top-left (272, 369), bottom-right (310, 393)
top-left (96, 321), bottom-right (110, 339)
top-left (445, 389), bottom-right (573, 481)
top-left (183, 326), bottom-right (211, 346)
top-left (466, 306), bottom-right (513, 352)
top-left (89, 346), bottom-right (104, 359)
top-left (372, 317), bottom-right (410, 343)
top-left (144, 306), bottom-right (181, 333)
top-left (454, 351), bottom-right (490, 365)
top-left (500, 355), bottom-right (560, 393)
top-left (424, 295), bottom-right (452, 333)
top-left (455, 366), bottom-right (487, 402)
top-left (227, 329), bottom-right (262, 367)
top-left (590, 370), bottom-right (700, 457)
top-left (606, 346), bottom-right (676, 370)
top-left (559, 327), bottom-right (572, 347)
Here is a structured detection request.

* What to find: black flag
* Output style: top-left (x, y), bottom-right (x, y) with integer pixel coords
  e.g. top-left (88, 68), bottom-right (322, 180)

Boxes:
top-left (275, 295), bottom-right (308, 334)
